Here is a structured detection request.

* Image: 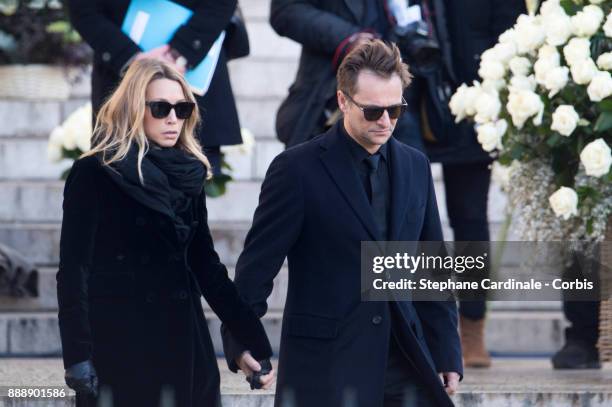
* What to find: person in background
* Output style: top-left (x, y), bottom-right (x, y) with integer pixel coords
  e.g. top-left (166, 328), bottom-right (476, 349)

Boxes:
top-left (67, 0), bottom-right (247, 176)
top-left (426, 0), bottom-right (527, 368)
top-left (57, 59), bottom-right (274, 407)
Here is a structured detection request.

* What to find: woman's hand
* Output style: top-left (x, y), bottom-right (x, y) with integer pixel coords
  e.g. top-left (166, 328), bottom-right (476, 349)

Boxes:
top-left (236, 351), bottom-right (276, 390)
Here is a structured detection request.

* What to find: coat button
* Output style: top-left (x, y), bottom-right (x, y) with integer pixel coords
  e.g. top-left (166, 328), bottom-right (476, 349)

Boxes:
top-left (192, 39), bottom-right (201, 50)
top-left (178, 290), bottom-right (188, 300)
top-left (372, 315), bottom-right (382, 325)
top-left (140, 254), bottom-right (150, 264)
top-left (115, 254), bottom-right (125, 261)
top-left (146, 292), bottom-right (156, 303)
top-left (135, 217), bottom-right (146, 227)
top-left (473, 53), bottom-right (480, 60)
top-left (170, 253), bottom-right (182, 262)
top-left (102, 52), bottom-right (111, 62)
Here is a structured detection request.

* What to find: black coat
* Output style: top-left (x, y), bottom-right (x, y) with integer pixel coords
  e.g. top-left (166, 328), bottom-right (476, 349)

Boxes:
top-left (424, 0), bottom-right (526, 164)
top-left (222, 122), bottom-right (462, 407)
top-left (56, 156), bottom-right (272, 407)
top-left (67, 0), bottom-right (243, 147)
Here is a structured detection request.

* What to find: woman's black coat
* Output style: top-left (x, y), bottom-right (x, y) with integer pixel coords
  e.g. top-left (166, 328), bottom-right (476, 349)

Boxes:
top-left (67, 0), bottom-right (243, 147)
top-left (56, 156), bottom-right (272, 406)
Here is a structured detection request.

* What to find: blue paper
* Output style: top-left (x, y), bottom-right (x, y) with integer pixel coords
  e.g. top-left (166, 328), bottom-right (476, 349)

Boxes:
top-left (122, 0), bottom-right (225, 96)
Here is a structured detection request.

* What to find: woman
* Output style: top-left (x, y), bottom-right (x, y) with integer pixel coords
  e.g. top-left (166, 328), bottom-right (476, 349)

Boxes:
top-left (57, 59), bottom-right (273, 407)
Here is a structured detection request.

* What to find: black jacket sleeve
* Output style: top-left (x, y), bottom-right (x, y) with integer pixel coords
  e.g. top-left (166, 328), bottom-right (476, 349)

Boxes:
top-left (168, 0), bottom-right (237, 69)
top-left (187, 191), bottom-right (272, 363)
top-left (221, 151), bottom-right (304, 371)
top-left (270, 0), bottom-right (362, 55)
top-left (57, 159), bottom-right (99, 369)
top-left (67, 0), bottom-right (141, 76)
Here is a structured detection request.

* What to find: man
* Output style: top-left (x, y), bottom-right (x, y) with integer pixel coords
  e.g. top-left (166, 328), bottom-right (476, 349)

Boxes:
top-left (223, 40), bottom-right (462, 407)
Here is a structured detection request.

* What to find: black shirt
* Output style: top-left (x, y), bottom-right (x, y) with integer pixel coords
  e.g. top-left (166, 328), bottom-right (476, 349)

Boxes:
top-left (341, 123), bottom-right (391, 240)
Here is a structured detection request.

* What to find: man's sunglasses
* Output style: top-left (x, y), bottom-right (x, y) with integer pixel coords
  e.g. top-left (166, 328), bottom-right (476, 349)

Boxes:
top-left (344, 93), bottom-right (408, 121)
top-left (145, 101), bottom-right (195, 119)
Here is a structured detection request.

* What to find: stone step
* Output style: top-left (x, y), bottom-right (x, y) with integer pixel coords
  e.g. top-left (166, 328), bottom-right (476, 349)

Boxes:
top-left (0, 310), bottom-right (567, 358)
top-left (0, 267), bottom-right (561, 313)
top-left (0, 176), bottom-right (508, 224)
top-left (0, 218), bottom-right (516, 267)
top-left (0, 358), bottom-right (610, 407)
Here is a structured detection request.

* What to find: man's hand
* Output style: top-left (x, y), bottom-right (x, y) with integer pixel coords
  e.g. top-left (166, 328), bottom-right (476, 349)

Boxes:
top-left (65, 359), bottom-right (98, 396)
top-left (439, 371), bottom-right (460, 396)
top-left (236, 351), bottom-right (275, 390)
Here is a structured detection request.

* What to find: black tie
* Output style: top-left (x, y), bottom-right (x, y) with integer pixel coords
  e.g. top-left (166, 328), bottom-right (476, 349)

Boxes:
top-left (365, 154), bottom-right (387, 240)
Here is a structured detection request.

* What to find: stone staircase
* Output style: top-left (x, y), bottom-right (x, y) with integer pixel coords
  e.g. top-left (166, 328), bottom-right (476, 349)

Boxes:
top-left (1, 1), bottom-right (610, 406)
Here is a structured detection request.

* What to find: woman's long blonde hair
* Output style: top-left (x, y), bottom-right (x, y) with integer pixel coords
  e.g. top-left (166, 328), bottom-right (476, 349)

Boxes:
top-left (83, 59), bottom-right (211, 182)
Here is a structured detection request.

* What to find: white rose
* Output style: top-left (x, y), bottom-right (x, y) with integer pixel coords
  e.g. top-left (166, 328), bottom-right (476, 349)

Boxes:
top-left (605, 11), bottom-right (612, 37)
top-left (474, 91), bottom-right (502, 124)
top-left (509, 75), bottom-right (537, 92)
top-left (492, 42), bottom-right (517, 65)
top-left (540, 0), bottom-right (564, 17)
top-left (539, 44), bottom-right (561, 64)
top-left (476, 120), bottom-right (507, 152)
top-left (544, 66), bottom-right (570, 97)
top-left (563, 37), bottom-right (591, 66)
top-left (509, 56), bottom-right (532, 76)
top-left (571, 5), bottom-right (604, 37)
top-left (549, 187), bottom-right (578, 220)
top-left (506, 89), bottom-right (544, 129)
top-left (580, 138), bottom-right (612, 177)
top-left (551, 105), bottom-right (579, 136)
top-left (597, 52), bottom-right (612, 70)
top-left (75, 129), bottom-right (91, 153)
top-left (587, 71), bottom-right (612, 102)
top-left (514, 15), bottom-right (546, 54)
top-left (534, 55), bottom-right (560, 85)
top-left (478, 59), bottom-right (506, 81)
top-left (449, 84), bottom-right (477, 122)
top-left (571, 58), bottom-right (598, 84)
top-left (589, 0), bottom-right (605, 4)
top-left (498, 28), bottom-right (516, 45)
top-left (481, 79), bottom-right (506, 92)
top-left (545, 12), bottom-right (573, 46)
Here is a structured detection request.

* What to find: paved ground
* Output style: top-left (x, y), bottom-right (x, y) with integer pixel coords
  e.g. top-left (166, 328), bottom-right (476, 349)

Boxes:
top-left (1, 358), bottom-right (611, 395)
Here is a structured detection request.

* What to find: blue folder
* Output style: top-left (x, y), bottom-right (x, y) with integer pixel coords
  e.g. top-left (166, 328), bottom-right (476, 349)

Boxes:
top-left (121, 0), bottom-right (225, 96)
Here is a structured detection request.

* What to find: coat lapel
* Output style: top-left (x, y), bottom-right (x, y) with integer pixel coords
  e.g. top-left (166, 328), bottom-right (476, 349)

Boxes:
top-left (319, 124), bottom-right (382, 241)
top-left (388, 138), bottom-right (412, 241)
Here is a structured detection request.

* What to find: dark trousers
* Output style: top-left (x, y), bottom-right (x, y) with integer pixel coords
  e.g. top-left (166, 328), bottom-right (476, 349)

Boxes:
top-left (384, 329), bottom-right (438, 407)
top-left (562, 255), bottom-right (600, 346)
top-left (442, 162), bottom-right (491, 320)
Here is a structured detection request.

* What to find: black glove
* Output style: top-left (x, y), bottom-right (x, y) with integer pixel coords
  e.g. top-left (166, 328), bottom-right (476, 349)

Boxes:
top-left (247, 359), bottom-right (272, 390)
top-left (65, 359), bottom-right (98, 397)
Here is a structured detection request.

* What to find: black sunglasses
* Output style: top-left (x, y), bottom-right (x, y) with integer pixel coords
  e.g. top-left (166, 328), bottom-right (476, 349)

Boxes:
top-left (344, 93), bottom-right (407, 121)
top-left (145, 101), bottom-right (195, 119)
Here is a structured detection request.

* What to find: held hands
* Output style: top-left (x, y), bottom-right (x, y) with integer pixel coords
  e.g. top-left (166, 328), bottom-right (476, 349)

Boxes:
top-left (65, 359), bottom-right (98, 397)
top-left (439, 371), bottom-right (460, 396)
top-left (236, 351), bottom-right (275, 390)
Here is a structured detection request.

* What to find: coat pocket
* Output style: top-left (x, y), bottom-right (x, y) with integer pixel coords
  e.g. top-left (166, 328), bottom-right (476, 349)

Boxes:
top-left (285, 314), bottom-right (339, 339)
top-left (88, 272), bottom-right (136, 299)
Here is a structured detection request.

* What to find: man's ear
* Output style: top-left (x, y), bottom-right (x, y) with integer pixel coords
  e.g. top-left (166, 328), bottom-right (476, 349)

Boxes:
top-left (337, 90), bottom-right (348, 114)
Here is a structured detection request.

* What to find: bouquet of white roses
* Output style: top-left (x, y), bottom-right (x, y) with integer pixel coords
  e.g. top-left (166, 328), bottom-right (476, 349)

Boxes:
top-left (450, 0), bottom-right (612, 242)
top-left (47, 102), bottom-right (92, 178)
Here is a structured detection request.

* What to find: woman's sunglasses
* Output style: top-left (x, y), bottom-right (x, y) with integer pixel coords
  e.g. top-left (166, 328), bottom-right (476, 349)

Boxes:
top-left (344, 93), bottom-right (408, 121)
top-left (145, 101), bottom-right (195, 119)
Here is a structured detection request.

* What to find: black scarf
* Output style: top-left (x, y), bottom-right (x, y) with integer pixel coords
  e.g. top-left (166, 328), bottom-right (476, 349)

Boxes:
top-left (100, 144), bottom-right (206, 243)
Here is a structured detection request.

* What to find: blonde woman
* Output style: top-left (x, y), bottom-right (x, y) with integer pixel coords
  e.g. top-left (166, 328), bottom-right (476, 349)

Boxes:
top-left (57, 59), bottom-right (274, 407)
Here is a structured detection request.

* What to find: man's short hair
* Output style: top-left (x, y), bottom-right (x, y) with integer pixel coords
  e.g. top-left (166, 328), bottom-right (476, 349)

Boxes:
top-left (337, 39), bottom-right (412, 96)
